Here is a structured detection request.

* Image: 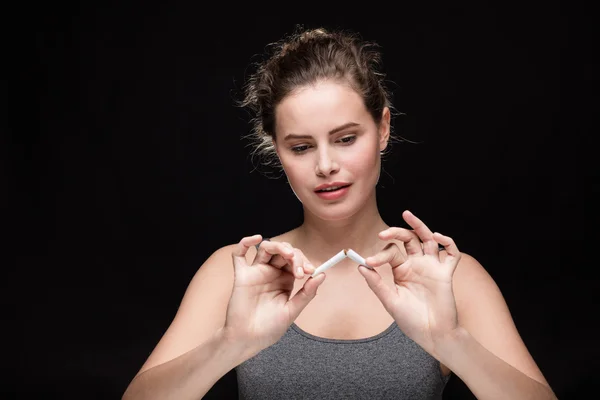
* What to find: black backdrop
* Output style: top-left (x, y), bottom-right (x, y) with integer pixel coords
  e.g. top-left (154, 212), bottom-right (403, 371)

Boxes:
top-left (9, 2), bottom-right (596, 399)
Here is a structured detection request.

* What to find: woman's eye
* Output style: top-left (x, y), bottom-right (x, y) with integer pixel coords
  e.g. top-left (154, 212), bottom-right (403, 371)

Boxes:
top-left (290, 136), bottom-right (355, 153)
top-left (291, 145), bottom-right (309, 153)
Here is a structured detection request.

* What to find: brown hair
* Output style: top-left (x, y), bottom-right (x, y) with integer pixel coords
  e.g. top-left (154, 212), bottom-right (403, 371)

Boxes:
top-left (240, 26), bottom-right (397, 171)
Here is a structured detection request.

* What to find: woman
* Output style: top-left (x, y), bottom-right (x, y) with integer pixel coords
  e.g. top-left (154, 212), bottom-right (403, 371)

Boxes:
top-left (123, 27), bottom-right (557, 399)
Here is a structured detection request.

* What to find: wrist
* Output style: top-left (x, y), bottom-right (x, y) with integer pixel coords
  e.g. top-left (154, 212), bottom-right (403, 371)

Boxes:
top-left (215, 326), bottom-right (259, 366)
top-left (432, 325), bottom-right (471, 364)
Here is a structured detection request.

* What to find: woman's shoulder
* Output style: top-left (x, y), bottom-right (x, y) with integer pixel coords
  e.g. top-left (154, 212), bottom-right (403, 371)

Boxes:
top-left (267, 228), bottom-right (300, 245)
top-left (208, 228), bottom-right (301, 266)
top-left (245, 228), bottom-right (300, 260)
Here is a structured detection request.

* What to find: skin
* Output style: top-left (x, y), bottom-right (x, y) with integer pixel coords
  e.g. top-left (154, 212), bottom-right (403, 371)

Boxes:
top-left (273, 80), bottom-right (393, 264)
top-left (267, 79), bottom-right (456, 373)
top-left (123, 78), bottom-right (555, 400)
top-left (262, 79), bottom-right (554, 395)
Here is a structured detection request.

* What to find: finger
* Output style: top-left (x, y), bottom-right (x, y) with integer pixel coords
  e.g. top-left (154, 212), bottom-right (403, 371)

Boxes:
top-left (255, 241), bottom-right (307, 279)
top-left (286, 273), bottom-right (326, 320)
top-left (364, 242), bottom-right (405, 268)
top-left (269, 254), bottom-right (290, 269)
top-left (271, 242), bottom-right (315, 279)
top-left (232, 234), bottom-right (263, 266)
top-left (379, 227), bottom-right (422, 256)
top-left (290, 248), bottom-right (306, 278)
top-left (274, 248), bottom-right (306, 279)
top-left (401, 210), bottom-right (439, 257)
top-left (357, 266), bottom-right (397, 313)
top-left (254, 240), bottom-right (295, 266)
top-left (297, 249), bottom-right (316, 275)
top-left (433, 232), bottom-right (461, 264)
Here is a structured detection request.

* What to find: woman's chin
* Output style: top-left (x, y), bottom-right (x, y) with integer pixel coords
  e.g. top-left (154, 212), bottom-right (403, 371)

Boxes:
top-left (305, 203), bottom-right (359, 222)
top-left (300, 187), bottom-right (374, 221)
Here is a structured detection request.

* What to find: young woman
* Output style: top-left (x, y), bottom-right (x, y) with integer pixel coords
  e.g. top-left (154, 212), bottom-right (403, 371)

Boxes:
top-left (123, 27), bottom-right (557, 400)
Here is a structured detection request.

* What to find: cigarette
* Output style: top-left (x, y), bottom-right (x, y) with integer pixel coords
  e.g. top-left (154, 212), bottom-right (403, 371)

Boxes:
top-left (346, 249), bottom-right (373, 270)
top-left (311, 249), bottom-right (347, 277)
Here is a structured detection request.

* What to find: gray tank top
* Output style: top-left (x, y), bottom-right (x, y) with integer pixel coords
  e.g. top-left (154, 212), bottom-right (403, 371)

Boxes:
top-left (235, 322), bottom-right (451, 399)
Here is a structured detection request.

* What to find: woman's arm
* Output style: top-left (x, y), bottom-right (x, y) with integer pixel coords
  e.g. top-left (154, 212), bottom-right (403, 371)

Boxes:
top-left (122, 237), bottom-right (321, 400)
top-left (435, 253), bottom-right (557, 399)
top-left (122, 327), bottom-right (249, 400)
top-left (436, 327), bottom-right (557, 399)
top-left (122, 245), bottom-right (241, 400)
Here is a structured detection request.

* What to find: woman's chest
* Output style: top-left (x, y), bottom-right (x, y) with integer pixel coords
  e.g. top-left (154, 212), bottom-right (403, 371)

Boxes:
top-left (291, 271), bottom-right (397, 340)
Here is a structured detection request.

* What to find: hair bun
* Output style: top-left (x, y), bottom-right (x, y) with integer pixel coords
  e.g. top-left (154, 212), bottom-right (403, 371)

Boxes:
top-left (280, 28), bottom-right (331, 57)
top-left (298, 28), bottom-right (330, 41)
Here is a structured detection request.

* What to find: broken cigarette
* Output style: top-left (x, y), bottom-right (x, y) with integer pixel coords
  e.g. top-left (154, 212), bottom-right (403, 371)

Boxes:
top-left (346, 248), bottom-right (373, 270)
top-left (311, 249), bottom-right (347, 277)
top-left (311, 248), bottom-right (372, 277)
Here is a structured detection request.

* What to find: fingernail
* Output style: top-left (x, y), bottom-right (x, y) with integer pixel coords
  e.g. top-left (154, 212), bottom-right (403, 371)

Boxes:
top-left (297, 267), bottom-right (303, 276)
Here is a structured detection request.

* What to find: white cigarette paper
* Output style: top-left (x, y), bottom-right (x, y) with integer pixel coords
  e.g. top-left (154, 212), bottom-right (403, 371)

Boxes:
top-left (311, 249), bottom-right (347, 277)
top-left (346, 249), bottom-right (373, 270)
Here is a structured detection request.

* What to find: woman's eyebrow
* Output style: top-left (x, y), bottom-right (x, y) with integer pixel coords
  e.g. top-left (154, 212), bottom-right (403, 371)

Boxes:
top-left (283, 122), bottom-right (360, 141)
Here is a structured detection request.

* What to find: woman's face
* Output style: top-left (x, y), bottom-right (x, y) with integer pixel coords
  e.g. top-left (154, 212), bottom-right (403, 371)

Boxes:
top-left (273, 80), bottom-right (390, 221)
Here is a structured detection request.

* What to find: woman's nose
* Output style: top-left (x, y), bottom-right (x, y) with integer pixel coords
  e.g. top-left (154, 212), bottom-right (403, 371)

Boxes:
top-left (315, 149), bottom-right (340, 176)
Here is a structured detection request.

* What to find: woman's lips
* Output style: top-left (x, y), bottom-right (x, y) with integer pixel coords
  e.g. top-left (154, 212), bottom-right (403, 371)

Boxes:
top-left (314, 184), bottom-right (351, 200)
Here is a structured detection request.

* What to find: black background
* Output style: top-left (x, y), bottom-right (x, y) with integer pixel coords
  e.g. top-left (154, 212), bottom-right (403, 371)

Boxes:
top-left (8, 1), bottom-right (597, 399)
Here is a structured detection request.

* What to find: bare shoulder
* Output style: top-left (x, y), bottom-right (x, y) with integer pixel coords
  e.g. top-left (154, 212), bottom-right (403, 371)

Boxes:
top-left (441, 251), bottom-right (488, 288)
top-left (201, 229), bottom-right (298, 277)
top-left (443, 250), bottom-right (504, 325)
top-left (442, 251), bottom-right (503, 316)
top-left (133, 242), bottom-right (238, 377)
top-left (444, 251), bottom-right (552, 387)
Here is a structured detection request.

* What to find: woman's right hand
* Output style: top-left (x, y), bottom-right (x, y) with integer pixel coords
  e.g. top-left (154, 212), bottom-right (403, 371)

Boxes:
top-left (223, 234), bottom-right (326, 356)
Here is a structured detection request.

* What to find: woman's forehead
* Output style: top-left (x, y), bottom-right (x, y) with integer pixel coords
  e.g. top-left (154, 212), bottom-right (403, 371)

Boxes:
top-left (275, 81), bottom-right (370, 138)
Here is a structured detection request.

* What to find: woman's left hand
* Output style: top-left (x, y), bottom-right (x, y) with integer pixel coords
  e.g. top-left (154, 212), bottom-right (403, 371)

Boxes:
top-left (359, 210), bottom-right (462, 358)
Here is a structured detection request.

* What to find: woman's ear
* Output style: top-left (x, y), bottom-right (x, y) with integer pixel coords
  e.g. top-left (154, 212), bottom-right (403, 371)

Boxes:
top-left (379, 107), bottom-right (391, 152)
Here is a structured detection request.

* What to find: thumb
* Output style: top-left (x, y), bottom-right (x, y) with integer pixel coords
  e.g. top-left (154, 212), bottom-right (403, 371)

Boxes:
top-left (358, 265), bottom-right (396, 311)
top-left (286, 274), bottom-right (326, 320)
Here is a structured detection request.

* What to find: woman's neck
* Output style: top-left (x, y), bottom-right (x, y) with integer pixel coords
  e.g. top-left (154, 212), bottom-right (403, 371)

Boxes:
top-left (293, 198), bottom-right (390, 267)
